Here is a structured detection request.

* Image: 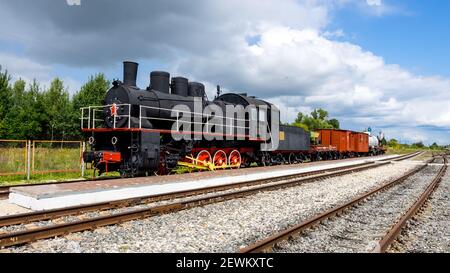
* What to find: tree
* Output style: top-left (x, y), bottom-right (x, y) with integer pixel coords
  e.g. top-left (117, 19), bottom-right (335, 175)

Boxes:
top-left (292, 108), bottom-right (339, 131)
top-left (387, 138), bottom-right (399, 147)
top-left (4, 79), bottom-right (26, 139)
top-left (328, 118), bottom-right (340, 129)
top-left (3, 79), bottom-right (47, 139)
top-left (429, 142), bottom-right (439, 150)
top-left (291, 122), bottom-right (309, 131)
top-left (4, 79), bottom-right (25, 138)
top-left (312, 108), bottom-right (328, 120)
top-left (72, 74), bottom-right (110, 110)
top-left (0, 66), bottom-right (12, 138)
top-left (294, 112), bottom-right (305, 126)
top-left (411, 141), bottom-right (425, 148)
top-left (42, 78), bottom-right (71, 140)
top-left (70, 74), bottom-right (110, 138)
top-left (23, 80), bottom-right (45, 139)
top-left (0, 66), bottom-right (112, 140)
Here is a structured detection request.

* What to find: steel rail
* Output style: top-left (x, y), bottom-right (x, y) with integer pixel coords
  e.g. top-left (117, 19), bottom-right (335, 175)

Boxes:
top-left (239, 156), bottom-right (435, 253)
top-left (0, 161), bottom-right (383, 228)
top-left (390, 151), bottom-right (424, 161)
top-left (0, 152), bottom-right (420, 200)
top-left (0, 152), bottom-right (422, 248)
top-left (0, 156), bottom-right (416, 248)
top-left (0, 152), bottom-right (422, 228)
top-left (372, 157), bottom-right (447, 253)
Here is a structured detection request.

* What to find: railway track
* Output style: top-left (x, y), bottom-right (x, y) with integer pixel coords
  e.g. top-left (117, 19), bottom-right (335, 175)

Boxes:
top-left (0, 152), bottom-right (421, 200)
top-left (0, 152), bottom-right (422, 248)
top-left (386, 151), bottom-right (424, 162)
top-left (386, 156), bottom-right (449, 253)
top-left (239, 155), bottom-right (446, 253)
top-left (372, 157), bottom-right (447, 252)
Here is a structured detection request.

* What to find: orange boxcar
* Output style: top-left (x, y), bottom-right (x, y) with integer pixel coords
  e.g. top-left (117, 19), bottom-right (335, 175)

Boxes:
top-left (317, 129), bottom-right (352, 153)
top-left (349, 132), bottom-right (356, 152)
top-left (317, 129), bottom-right (368, 154)
top-left (352, 132), bottom-right (369, 153)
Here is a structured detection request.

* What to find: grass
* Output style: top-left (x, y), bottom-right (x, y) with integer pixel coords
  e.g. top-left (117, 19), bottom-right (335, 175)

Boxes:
top-left (0, 144), bottom-right (444, 185)
top-left (33, 147), bottom-right (81, 171)
top-left (0, 146), bottom-right (122, 185)
top-left (385, 147), bottom-right (424, 155)
top-left (0, 169), bottom-right (121, 186)
top-left (0, 146), bottom-right (81, 173)
top-left (0, 147), bottom-right (27, 174)
top-left (386, 147), bottom-right (444, 155)
top-left (0, 171), bottom-right (86, 186)
top-left (411, 151), bottom-right (434, 161)
top-left (385, 147), bottom-right (445, 161)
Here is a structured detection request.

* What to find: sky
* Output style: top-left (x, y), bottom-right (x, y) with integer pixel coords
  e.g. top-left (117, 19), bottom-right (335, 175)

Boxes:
top-left (0, 0), bottom-right (449, 145)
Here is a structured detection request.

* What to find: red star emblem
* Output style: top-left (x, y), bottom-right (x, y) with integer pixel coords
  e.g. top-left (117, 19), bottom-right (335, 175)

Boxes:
top-left (110, 103), bottom-right (118, 116)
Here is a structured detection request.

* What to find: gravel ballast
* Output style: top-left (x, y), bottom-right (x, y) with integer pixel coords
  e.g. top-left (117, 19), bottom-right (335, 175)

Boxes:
top-left (387, 166), bottom-right (449, 253)
top-left (8, 163), bottom-right (417, 253)
top-left (275, 165), bottom-right (444, 253)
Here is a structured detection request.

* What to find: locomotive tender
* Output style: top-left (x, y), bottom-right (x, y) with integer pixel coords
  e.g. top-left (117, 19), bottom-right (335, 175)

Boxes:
top-left (81, 61), bottom-right (384, 177)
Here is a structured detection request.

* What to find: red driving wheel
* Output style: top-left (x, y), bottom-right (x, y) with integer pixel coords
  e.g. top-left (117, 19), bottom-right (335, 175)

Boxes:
top-left (195, 150), bottom-right (211, 166)
top-left (228, 150), bottom-right (242, 168)
top-left (213, 150), bottom-right (227, 169)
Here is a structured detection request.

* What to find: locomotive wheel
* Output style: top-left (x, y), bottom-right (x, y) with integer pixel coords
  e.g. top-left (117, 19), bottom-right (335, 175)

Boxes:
top-left (241, 155), bottom-right (251, 168)
top-left (258, 155), bottom-right (266, 166)
top-left (228, 150), bottom-right (242, 168)
top-left (260, 154), bottom-right (270, 166)
top-left (288, 153), bottom-right (297, 164)
top-left (213, 150), bottom-right (227, 169)
top-left (195, 150), bottom-right (212, 167)
top-left (276, 153), bottom-right (284, 165)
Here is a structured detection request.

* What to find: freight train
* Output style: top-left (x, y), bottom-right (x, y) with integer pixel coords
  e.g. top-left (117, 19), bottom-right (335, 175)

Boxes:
top-left (81, 61), bottom-right (385, 177)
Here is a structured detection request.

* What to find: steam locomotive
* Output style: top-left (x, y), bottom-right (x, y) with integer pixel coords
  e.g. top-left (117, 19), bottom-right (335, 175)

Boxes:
top-left (81, 61), bottom-right (384, 177)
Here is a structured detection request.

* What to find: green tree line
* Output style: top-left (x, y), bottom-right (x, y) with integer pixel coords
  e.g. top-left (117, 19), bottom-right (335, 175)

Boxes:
top-left (387, 139), bottom-right (443, 150)
top-left (291, 108), bottom-right (340, 131)
top-left (0, 65), bottom-right (110, 140)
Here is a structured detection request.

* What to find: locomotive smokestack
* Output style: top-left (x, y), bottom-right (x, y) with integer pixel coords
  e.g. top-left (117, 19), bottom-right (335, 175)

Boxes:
top-left (123, 61), bottom-right (138, 87)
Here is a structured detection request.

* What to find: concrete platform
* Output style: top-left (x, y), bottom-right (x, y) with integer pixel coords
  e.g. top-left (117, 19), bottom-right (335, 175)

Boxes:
top-left (9, 154), bottom-right (400, 211)
top-left (0, 200), bottom-right (31, 216)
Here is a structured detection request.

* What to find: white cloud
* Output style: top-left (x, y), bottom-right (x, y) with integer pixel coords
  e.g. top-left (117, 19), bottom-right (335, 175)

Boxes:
top-left (0, 0), bottom-right (446, 143)
top-left (366, 0), bottom-right (382, 7)
top-left (0, 0), bottom-right (330, 67)
top-left (363, 0), bottom-right (408, 17)
top-left (0, 52), bottom-right (51, 82)
top-left (175, 25), bottom-right (450, 144)
top-left (0, 52), bottom-right (81, 94)
top-left (323, 29), bottom-right (346, 38)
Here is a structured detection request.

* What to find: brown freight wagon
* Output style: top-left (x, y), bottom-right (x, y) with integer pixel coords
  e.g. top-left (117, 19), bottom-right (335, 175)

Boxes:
top-left (349, 132), bottom-right (356, 152)
top-left (316, 129), bottom-right (352, 153)
top-left (352, 132), bottom-right (369, 153)
top-left (316, 129), bottom-right (369, 156)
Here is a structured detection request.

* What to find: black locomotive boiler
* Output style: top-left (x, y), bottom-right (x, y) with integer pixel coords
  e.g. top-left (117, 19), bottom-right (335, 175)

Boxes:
top-left (82, 61), bottom-right (300, 177)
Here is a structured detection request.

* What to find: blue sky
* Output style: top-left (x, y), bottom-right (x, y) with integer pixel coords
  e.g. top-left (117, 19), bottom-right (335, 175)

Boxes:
top-left (0, 0), bottom-right (449, 145)
top-left (330, 0), bottom-right (450, 77)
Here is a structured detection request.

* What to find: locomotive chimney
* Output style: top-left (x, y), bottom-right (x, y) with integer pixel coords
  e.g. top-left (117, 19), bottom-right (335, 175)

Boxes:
top-left (123, 61), bottom-right (138, 87)
top-left (150, 71), bottom-right (170, 93)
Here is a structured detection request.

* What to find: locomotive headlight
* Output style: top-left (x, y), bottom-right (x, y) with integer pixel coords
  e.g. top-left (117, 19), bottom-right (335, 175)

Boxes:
top-left (88, 136), bottom-right (95, 145)
top-left (111, 136), bottom-right (118, 145)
